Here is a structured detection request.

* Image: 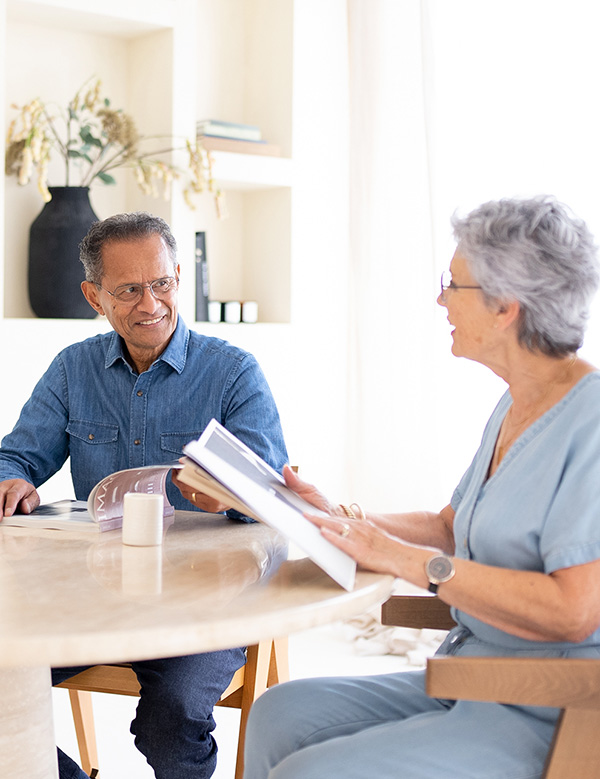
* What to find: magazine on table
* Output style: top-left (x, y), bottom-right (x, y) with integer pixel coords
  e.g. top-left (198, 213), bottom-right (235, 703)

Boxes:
top-left (4, 463), bottom-right (182, 533)
top-left (179, 419), bottom-right (357, 591)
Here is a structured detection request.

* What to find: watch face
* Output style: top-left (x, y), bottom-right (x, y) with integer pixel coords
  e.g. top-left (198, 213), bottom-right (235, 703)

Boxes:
top-left (428, 555), bottom-right (453, 582)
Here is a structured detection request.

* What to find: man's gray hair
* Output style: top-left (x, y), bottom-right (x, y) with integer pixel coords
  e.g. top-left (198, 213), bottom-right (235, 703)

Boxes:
top-left (452, 196), bottom-right (600, 356)
top-left (79, 212), bottom-right (178, 284)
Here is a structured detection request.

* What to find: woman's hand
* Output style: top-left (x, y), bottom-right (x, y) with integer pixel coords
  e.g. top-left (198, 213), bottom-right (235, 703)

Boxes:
top-left (305, 510), bottom-right (413, 578)
top-left (282, 465), bottom-right (344, 516)
top-left (283, 465), bottom-right (420, 578)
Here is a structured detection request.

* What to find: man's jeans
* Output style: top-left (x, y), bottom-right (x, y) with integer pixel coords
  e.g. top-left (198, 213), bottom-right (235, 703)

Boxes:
top-left (52, 648), bottom-right (245, 779)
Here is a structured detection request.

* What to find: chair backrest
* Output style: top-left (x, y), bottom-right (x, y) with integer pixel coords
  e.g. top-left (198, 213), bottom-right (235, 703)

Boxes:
top-left (381, 594), bottom-right (457, 631)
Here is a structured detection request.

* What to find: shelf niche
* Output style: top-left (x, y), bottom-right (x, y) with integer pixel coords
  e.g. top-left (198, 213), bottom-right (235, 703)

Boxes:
top-left (2, 0), bottom-right (294, 326)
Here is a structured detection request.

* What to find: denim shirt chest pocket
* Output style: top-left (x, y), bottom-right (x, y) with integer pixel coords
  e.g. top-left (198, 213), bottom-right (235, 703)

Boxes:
top-left (67, 419), bottom-right (119, 463)
top-left (160, 431), bottom-right (204, 458)
top-left (66, 420), bottom-right (120, 498)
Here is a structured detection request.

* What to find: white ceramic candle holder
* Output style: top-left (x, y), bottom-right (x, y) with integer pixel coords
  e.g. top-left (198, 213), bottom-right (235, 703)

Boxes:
top-left (122, 492), bottom-right (164, 547)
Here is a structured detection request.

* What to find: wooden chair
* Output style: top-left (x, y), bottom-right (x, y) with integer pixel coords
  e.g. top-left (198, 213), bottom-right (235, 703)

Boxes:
top-left (382, 595), bottom-right (600, 778)
top-left (55, 637), bottom-right (288, 779)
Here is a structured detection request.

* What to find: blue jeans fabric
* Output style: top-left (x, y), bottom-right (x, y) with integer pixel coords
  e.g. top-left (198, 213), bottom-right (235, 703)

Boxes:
top-left (52, 647), bottom-right (245, 779)
top-left (56, 748), bottom-right (89, 779)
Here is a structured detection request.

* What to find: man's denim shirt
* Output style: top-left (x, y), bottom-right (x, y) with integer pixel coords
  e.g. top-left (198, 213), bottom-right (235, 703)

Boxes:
top-left (0, 317), bottom-right (288, 518)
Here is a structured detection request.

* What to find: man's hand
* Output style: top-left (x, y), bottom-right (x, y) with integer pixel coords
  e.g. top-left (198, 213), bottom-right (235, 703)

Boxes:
top-left (171, 470), bottom-right (231, 514)
top-left (0, 479), bottom-right (40, 520)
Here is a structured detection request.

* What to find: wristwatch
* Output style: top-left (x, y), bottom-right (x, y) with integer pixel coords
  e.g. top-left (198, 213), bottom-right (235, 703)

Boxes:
top-left (425, 554), bottom-right (455, 593)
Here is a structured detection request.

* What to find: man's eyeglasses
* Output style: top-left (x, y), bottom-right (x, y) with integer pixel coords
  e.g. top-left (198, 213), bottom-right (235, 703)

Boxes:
top-left (440, 271), bottom-right (481, 303)
top-left (96, 275), bottom-right (179, 304)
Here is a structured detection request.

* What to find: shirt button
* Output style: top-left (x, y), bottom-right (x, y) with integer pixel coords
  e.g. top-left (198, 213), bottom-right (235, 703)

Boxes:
top-left (137, 390), bottom-right (143, 397)
top-left (88, 434), bottom-right (95, 440)
top-left (134, 439), bottom-right (141, 446)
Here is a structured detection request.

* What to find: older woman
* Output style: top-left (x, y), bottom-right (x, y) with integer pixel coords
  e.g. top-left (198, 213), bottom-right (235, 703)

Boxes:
top-left (243, 196), bottom-right (600, 779)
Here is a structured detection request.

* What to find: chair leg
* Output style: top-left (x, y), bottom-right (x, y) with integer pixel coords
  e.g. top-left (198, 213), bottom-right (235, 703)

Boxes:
top-left (68, 689), bottom-right (99, 777)
top-left (543, 708), bottom-right (600, 779)
top-left (234, 641), bottom-right (273, 779)
top-left (268, 637), bottom-right (289, 686)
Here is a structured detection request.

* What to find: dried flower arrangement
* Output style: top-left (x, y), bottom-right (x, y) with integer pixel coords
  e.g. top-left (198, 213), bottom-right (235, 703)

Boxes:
top-left (5, 78), bottom-right (224, 213)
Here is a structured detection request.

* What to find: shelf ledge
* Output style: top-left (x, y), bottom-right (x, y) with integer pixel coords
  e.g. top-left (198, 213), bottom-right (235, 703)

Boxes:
top-left (211, 152), bottom-right (293, 191)
top-left (7, 0), bottom-right (175, 37)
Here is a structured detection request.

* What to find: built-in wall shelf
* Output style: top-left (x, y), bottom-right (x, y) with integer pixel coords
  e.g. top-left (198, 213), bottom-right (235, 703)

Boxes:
top-left (2, 0), bottom-right (294, 325)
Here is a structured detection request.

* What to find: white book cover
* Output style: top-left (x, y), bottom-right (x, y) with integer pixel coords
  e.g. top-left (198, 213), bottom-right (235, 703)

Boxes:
top-left (183, 419), bottom-right (356, 591)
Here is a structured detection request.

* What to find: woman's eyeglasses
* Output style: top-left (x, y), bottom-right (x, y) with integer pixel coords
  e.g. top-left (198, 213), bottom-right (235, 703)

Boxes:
top-left (440, 271), bottom-right (481, 303)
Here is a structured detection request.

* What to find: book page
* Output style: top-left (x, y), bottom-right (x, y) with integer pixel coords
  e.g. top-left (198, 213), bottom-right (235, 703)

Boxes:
top-left (177, 461), bottom-right (259, 519)
top-left (88, 463), bottom-right (181, 522)
top-left (5, 500), bottom-right (108, 531)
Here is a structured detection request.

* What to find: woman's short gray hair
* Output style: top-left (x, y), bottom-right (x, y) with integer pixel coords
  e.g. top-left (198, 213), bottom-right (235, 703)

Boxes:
top-left (452, 196), bottom-right (600, 356)
top-left (79, 212), bottom-right (178, 284)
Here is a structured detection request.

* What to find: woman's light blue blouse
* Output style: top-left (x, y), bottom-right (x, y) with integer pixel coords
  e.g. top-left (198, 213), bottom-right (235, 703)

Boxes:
top-left (450, 372), bottom-right (600, 652)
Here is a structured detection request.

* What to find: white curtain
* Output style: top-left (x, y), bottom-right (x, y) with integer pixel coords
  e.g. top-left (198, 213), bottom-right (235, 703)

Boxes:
top-left (345, 0), bottom-right (600, 513)
top-left (346, 0), bottom-right (441, 511)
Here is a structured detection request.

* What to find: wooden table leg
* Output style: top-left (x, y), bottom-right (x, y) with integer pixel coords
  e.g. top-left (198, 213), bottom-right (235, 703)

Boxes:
top-left (0, 666), bottom-right (58, 779)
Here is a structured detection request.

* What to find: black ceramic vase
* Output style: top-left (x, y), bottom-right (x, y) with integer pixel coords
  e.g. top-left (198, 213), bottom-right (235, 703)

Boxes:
top-left (28, 186), bottom-right (99, 318)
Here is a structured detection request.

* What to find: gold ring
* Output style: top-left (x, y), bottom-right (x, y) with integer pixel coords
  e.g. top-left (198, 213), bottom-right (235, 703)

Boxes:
top-left (192, 492), bottom-right (197, 502)
top-left (340, 522), bottom-right (350, 538)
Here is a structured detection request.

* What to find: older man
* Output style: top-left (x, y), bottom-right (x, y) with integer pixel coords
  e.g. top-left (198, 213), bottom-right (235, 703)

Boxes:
top-left (0, 212), bottom-right (288, 779)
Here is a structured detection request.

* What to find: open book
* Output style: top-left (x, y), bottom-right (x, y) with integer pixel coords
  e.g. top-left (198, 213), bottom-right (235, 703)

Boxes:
top-left (4, 463), bottom-right (181, 533)
top-left (179, 419), bottom-right (357, 590)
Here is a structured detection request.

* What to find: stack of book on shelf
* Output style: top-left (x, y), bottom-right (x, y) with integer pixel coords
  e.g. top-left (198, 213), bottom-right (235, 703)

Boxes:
top-left (197, 119), bottom-right (281, 157)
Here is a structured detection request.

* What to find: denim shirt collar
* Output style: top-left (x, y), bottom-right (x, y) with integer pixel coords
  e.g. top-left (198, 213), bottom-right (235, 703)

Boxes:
top-left (104, 316), bottom-right (189, 375)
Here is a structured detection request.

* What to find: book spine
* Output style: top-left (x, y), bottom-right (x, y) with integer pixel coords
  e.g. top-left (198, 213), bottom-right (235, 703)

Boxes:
top-left (195, 232), bottom-right (209, 321)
